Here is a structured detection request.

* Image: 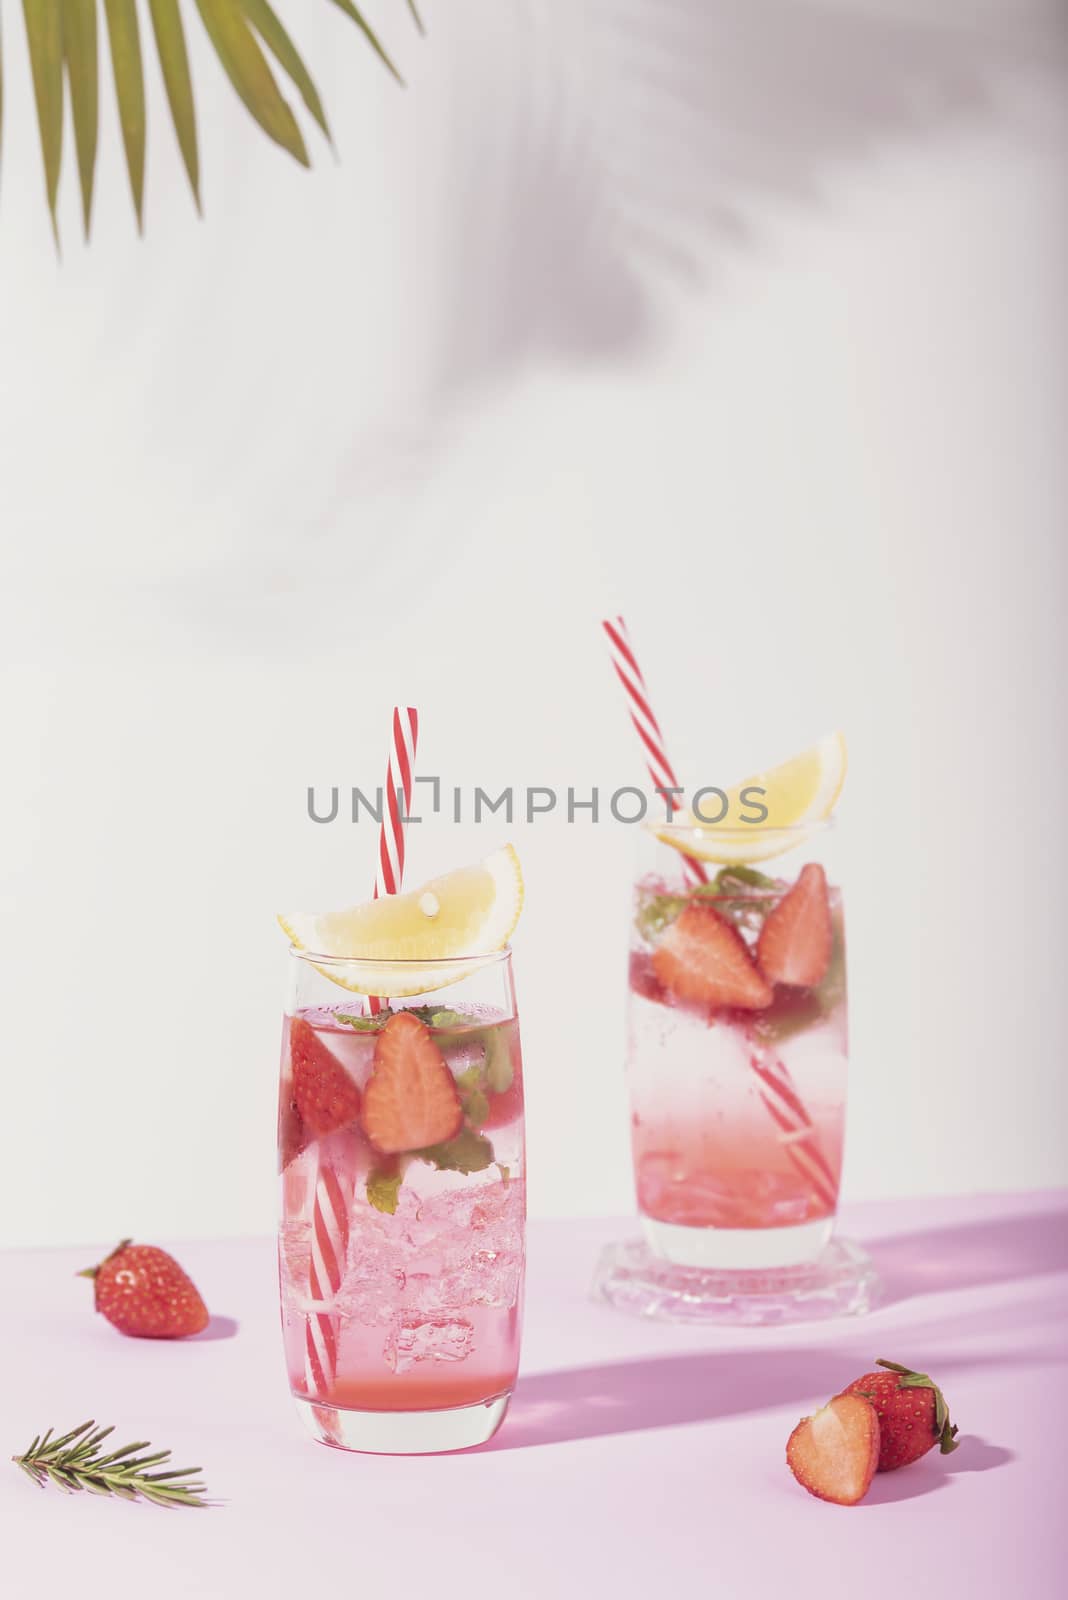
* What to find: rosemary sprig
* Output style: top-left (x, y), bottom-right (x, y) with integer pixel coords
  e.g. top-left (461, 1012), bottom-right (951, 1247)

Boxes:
top-left (12, 1421), bottom-right (210, 1508)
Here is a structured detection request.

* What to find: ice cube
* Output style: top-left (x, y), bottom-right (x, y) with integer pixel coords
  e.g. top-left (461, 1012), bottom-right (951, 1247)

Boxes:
top-left (637, 1158), bottom-right (813, 1228)
top-left (336, 1260), bottom-right (407, 1327)
top-left (386, 1314), bottom-right (475, 1372)
top-left (468, 1246), bottom-right (523, 1309)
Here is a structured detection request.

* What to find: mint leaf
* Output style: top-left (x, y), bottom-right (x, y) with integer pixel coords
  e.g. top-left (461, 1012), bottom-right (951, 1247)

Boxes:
top-left (635, 865), bottom-right (784, 945)
top-left (751, 989), bottom-right (824, 1046)
top-left (443, 1030), bottom-right (513, 1128)
top-left (709, 865), bottom-right (778, 894)
top-left (429, 1009), bottom-right (470, 1031)
top-left (817, 907), bottom-right (847, 1015)
top-left (699, 866), bottom-right (782, 934)
top-left (366, 1168), bottom-right (404, 1213)
top-left (419, 1127), bottom-right (495, 1175)
top-left (455, 1065), bottom-right (490, 1128)
top-left (635, 889), bottom-right (688, 943)
top-left (482, 1027), bottom-right (514, 1093)
top-left (404, 1005), bottom-right (471, 1030)
top-left (335, 1011), bottom-right (388, 1032)
top-left (398, 1005), bottom-right (438, 1026)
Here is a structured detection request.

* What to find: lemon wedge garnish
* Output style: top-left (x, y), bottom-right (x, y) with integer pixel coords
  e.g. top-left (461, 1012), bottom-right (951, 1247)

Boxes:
top-left (278, 845), bottom-right (524, 997)
top-left (655, 732), bottom-right (847, 865)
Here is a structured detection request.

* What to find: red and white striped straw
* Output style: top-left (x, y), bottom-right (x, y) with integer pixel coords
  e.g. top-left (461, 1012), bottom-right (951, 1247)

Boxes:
top-left (368, 706), bottom-right (419, 1017)
top-left (373, 707), bottom-right (420, 901)
top-left (304, 705), bottom-right (420, 1399)
top-left (602, 619), bottom-right (837, 1218)
top-left (747, 1044), bottom-right (838, 1214)
top-left (602, 617), bottom-right (707, 886)
top-left (304, 1157), bottom-right (354, 1396)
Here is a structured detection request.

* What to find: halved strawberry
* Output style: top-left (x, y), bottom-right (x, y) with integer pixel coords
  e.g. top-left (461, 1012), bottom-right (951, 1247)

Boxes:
top-left (629, 950), bottom-right (669, 1007)
top-left (757, 862), bottom-right (832, 987)
top-left (362, 1011), bottom-right (464, 1155)
top-left (290, 1016), bottom-right (362, 1137)
top-left (278, 1016), bottom-right (307, 1169)
top-left (652, 902), bottom-right (773, 1010)
top-left (278, 1094), bottom-right (306, 1170)
top-left (786, 1394), bottom-right (880, 1506)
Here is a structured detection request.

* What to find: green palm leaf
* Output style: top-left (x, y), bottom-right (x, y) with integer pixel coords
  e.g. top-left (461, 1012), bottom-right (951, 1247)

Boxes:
top-left (148, 0), bottom-right (200, 210)
top-left (13, 1), bottom-right (423, 240)
top-left (104, 0), bottom-right (147, 228)
top-left (194, 0), bottom-right (308, 166)
top-left (21, 0), bottom-right (64, 240)
top-left (240, 0), bottom-right (330, 141)
top-left (62, 0), bottom-right (98, 235)
top-left (324, 0), bottom-right (402, 84)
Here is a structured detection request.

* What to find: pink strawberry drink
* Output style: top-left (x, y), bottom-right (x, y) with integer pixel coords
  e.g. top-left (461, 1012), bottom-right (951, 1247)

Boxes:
top-left (627, 829), bottom-right (848, 1269)
top-left (278, 952), bottom-right (525, 1453)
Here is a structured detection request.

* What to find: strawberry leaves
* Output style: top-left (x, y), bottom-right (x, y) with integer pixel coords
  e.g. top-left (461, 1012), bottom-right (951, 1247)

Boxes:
top-left (875, 1359), bottom-right (960, 1454)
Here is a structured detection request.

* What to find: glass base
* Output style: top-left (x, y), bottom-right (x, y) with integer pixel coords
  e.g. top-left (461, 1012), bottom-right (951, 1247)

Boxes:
top-left (594, 1234), bottom-right (880, 1326)
top-left (642, 1214), bottom-right (833, 1269)
top-left (292, 1392), bottom-right (511, 1454)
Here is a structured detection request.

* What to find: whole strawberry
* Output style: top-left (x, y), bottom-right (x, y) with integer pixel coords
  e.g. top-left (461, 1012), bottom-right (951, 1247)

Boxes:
top-left (80, 1239), bottom-right (210, 1339)
top-left (841, 1358), bottom-right (959, 1471)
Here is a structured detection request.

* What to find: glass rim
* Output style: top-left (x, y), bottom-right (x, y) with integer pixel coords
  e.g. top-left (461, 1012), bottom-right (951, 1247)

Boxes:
top-left (646, 817), bottom-right (836, 842)
top-left (287, 943), bottom-right (514, 969)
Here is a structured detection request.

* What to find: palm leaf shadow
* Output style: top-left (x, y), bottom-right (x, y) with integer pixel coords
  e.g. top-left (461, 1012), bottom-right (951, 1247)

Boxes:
top-left (427, 0), bottom-right (1065, 399)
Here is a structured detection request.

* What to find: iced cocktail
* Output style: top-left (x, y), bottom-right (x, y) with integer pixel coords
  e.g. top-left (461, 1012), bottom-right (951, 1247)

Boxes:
top-left (277, 848), bottom-right (525, 1453)
top-left (627, 825), bottom-right (847, 1270)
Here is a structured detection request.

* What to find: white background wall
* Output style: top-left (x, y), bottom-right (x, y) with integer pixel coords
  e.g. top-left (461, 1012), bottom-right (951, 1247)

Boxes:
top-left (1, 0), bottom-right (1065, 1248)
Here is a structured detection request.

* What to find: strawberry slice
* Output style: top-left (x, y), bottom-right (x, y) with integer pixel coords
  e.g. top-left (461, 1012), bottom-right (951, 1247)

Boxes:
top-left (629, 950), bottom-right (669, 1007)
top-left (757, 862), bottom-right (832, 987)
top-left (290, 1016), bottom-right (362, 1137)
top-left (278, 1016), bottom-right (307, 1169)
top-left (652, 902), bottom-right (773, 1010)
top-left (278, 1095), bottom-right (306, 1170)
top-left (362, 1011), bottom-right (464, 1155)
top-left (786, 1394), bottom-right (881, 1506)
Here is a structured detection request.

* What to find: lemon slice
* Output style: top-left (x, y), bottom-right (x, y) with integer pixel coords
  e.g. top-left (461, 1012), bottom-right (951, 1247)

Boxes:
top-left (278, 845), bottom-right (524, 997)
top-left (655, 732), bottom-right (847, 865)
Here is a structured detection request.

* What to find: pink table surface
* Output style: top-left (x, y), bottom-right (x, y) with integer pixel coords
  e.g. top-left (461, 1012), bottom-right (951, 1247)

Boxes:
top-left (3, 1191), bottom-right (1065, 1598)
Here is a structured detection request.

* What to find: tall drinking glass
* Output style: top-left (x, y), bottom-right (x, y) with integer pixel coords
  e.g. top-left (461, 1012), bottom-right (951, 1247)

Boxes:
top-left (278, 949), bottom-right (525, 1454)
top-left (626, 823), bottom-right (847, 1271)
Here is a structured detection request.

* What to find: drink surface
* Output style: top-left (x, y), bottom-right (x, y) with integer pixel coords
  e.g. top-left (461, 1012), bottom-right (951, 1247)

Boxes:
top-left (278, 1005), bottom-right (524, 1412)
top-left (628, 865), bottom-right (847, 1230)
